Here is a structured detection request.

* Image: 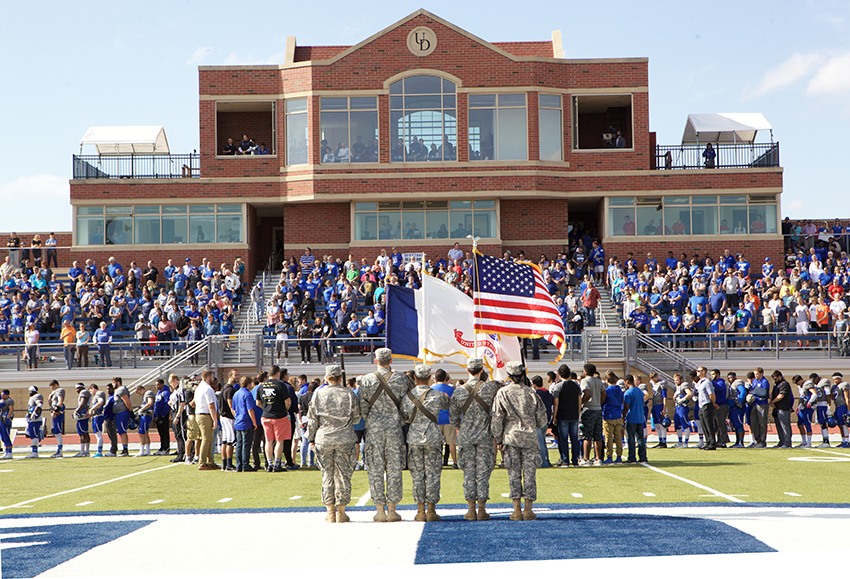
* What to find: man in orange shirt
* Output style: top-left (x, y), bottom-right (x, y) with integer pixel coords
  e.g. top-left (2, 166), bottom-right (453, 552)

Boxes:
top-left (60, 320), bottom-right (76, 370)
top-left (815, 297), bottom-right (830, 332)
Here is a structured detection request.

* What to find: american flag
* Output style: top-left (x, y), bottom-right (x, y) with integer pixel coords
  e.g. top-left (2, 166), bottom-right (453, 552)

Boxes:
top-left (472, 252), bottom-right (566, 356)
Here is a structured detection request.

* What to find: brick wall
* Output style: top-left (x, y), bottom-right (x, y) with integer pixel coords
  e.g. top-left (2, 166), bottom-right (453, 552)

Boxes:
top-left (500, 199), bottom-right (569, 241)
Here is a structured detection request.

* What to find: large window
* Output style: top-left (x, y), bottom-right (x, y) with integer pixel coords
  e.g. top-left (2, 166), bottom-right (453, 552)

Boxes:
top-left (608, 195), bottom-right (777, 237)
top-left (538, 94), bottom-right (563, 161)
top-left (354, 200), bottom-right (497, 241)
top-left (286, 98), bottom-right (308, 166)
top-left (469, 94), bottom-right (528, 161)
top-left (320, 97), bottom-right (378, 163)
top-left (572, 94), bottom-right (632, 150)
top-left (390, 76), bottom-right (457, 162)
top-left (77, 204), bottom-right (243, 246)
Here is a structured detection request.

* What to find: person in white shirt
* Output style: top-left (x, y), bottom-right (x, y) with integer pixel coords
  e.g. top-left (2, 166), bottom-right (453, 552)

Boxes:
top-left (193, 370), bottom-right (219, 470)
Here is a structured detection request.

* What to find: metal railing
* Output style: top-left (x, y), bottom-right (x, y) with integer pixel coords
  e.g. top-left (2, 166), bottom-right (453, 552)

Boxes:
top-left (126, 339), bottom-right (210, 389)
top-left (631, 331), bottom-right (849, 360)
top-left (655, 142), bottom-right (779, 170)
top-left (72, 153), bottom-right (200, 179)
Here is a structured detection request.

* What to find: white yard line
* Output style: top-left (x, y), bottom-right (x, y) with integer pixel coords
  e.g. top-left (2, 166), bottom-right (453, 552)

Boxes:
top-left (639, 463), bottom-right (745, 503)
top-left (148, 499), bottom-right (164, 504)
top-left (217, 498), bottom-right (233, 503)
top-left (355, 490), bottom-right (372, 507)
top-left (643, 492), bottom-right (656, 497)
top-left (75, 501), bottom-right (94, 507)
top-left (571, 493), bottom-right (583, 498)
top-left (809, 448), bottom-right (850, 458)
top-left (289, 495), bottom-right (302, 500)
top-left (785, 492), bottom-right (802, 497)
top-left (0, 463), bottom-right (180, 511)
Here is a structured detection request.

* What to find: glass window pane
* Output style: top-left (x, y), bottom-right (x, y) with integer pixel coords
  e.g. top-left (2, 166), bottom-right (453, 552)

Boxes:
top-left (442, 110), bottom-right (457, 161)
top-left (355, 202), bottom-right (376, 211)
top-left (162, 205), bottom-right (186, 214)
top-left (390, 111), bottom-right (405, 161)
top-left (134, 205), bottom-right (159, 214)
top-left (540, 94), bottom-right (561, 108)
top-left (390, 96), bottom-right (403, 110)
top-left (450, 201), bottom-right (472, 209)
top-left (190, 205), bottom-right (215, 214)
top-left (350, 111), bottom-right (378, 162)
top-left (760, 204), bottom-right (778, 234)
top-left (350, 97), bottom-right (377, 109)
top-left (609, 197), bottom-right (635, 206)
top-left (378, 211), bottom-right (401, 240)
top-left (691, 206), bottom-right (717, 235)
top-left (216, 214), bottom-right (243, 243)
top-left (691, 195), bottom-right (717, 205)
top-left (320, 111), bottom-right (348, 163)
top-left (405, 94), bottom-right (442, 110)
top-left (379, 202), bottom-right (400, 209)
top-left (286, 98), bottom-right (307, 114)
top-left (749, 206), bottom-right (769, 234)
top-left (134, 216), bottom-right (160, 244)
top-left (426, 201), bottom-right (448, 209)
top-left (720, 195), bottom-right (746, 204)
top-left (442, 94), bottom-right (456, 108)
top-left (468, 108), bottom-right (495, 161)
top-left (664, 207), bottom-right (690, 235)
top-left (609, 207), bottom-right (636, 236)
top-left (450, 211), bottom-right (472, 238)
top-left (76, 216), bottom-right (104, 245)
top-left (402, 201), bottom-right (424, 209)
top-left (77, 206), bottom-right (103, 215)
top-left (469, 94), bottom-right (496, 107)
top-left (499, 94), bottom-right (526, 107)
top-left (390, 80), bottom-right (403, 95)
top-left (664, 196), bottom-right (689, 205)
top-left (474, 209), bottom-right (496, 238)
top-left (539, 107), bottom-right (562, 162)
top-left (442, 78), bottom-right (455, 93)
top-left (355, 213), bottom-right (377, 241)
top-left (105, 206), bottom-right (131, 215)
top-left (321, 97), bottom-right (347, 110)
top-left (404, 75), bottom-right (441, 94)
top-left (162, 215), bottom-right (187, 243)
top-left (105, 217), bottom-right (132, 245)
top-left (719, 206), bottom-right (748, 234)
top-left (286, 107), bottom-right (308, 166)
top-left (426, 210), bottom-right (449, 239)
top-left (217, 204), bottom-right (240, 213)
top-left (497, 107), bottom-right (527, 160)
top-left (189, 215), bottom-right (215, 243)
top-left (474, 200), bottom-right (496, 209)
top-left (403, 211), bottom-right (425, 239)
top-left (636, 207), bottom-right (662, 236)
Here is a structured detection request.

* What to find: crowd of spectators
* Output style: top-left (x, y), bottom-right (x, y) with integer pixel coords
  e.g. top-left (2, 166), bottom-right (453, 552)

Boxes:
top-left (222, 135), bottom-right (270, 156)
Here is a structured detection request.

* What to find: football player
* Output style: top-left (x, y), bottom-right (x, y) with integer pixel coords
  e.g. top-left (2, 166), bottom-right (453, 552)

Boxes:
top-left (0, 389), bottom-right (14, 459)
top-left (134, 384), bottom-right (155, 457)
top-left (25, 385), bottom-right (44, 458)
top-left (812, 375), bottom-right (831, 447)
top-left (88, 384), bottom-right (107, 457)
top-left (48, 380), bottom-right (65, 458)
top-left (649, 372), bottom-right (669, 448)
top-left (727, 372), bottom-right (747, 448)
top-left (72, 383), bottom-right (91, 457)
top-left (793, 375), bottom-right (814, 448)
top-left (830, 373), bottom-right (849, 447)
top-left (711, 369), bottom-right (729, 448)
top-left (672, 373), bottom-right (693, 448)
top-left (687, 370), bottom-right (704, 448)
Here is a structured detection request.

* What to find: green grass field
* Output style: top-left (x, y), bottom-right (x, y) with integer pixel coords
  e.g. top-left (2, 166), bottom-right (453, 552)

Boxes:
top-left (2, 446), bottom-right (848, 514)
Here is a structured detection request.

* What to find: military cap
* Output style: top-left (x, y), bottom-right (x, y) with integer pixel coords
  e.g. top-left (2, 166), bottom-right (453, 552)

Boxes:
top-left (467, 358), bottom-right (484, 371)
top-left (414, 364), bottom-right (432, 379)
top-left (325, 364), bottom-right (342, 378)
top-left (505, 361), bottom-right (524, 377)
top-left (374, 347), bottom-right (392, 362)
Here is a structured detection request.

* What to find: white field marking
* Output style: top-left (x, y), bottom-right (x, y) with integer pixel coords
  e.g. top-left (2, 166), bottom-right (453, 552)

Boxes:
top-left (0, 470), bottom-right (13, 472)
top-left (639, 463), bottom-right (745, 503)
top-left (785, 492), bottom-right (802, 497)
top-left (289, 495), bottom-right (302, 500)
top-left (571, 493), bottom-right (583, 498)
top-left (355, 490), bottom-right (371, 507)
top-left (0, 532), bottom-right (48, 541)
top-left (643, 492), bottom-right (656, 497)
top-left (809, 448), bottom-right (850, 457)
top-left (788, 456), bottom-right (850, 462)
top-left (501, 493), bottom-right (511, 498)
top-left (0, 541), bottom-right (49, 550)
top-left (76, 501), bottom-right (94, 506)
top-left (0, 463), bottom-right (180, 511)
top-left (148, 499), bottom-right (164, 504)
top-left (217, 498), bottom-right (233, 503)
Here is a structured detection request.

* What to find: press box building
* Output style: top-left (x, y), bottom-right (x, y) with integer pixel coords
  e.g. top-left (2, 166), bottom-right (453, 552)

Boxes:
top-left (69, 9), bottom-right (783, 278)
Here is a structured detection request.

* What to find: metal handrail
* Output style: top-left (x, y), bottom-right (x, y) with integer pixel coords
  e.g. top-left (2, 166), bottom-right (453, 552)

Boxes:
top-left (654, 142), bottom-right (779, 170)
top-left (72, 153), bottom-right (200, 179)
top-left (126, 338), bottom-right (209, 389)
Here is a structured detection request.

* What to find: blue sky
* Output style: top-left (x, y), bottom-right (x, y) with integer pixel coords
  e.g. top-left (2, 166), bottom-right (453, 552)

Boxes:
top-left (1, 0), bottom-right (848, 232)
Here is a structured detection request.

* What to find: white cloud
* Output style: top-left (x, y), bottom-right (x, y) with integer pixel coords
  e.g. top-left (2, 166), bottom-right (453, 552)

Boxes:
top-left (745, 52), bottom-right (823, 99)
top-left (806, 52), bottom-right (850, 96)
top-left (784, 199), bottom-right (805, 213)
top-left (186, 46), bottom-right (212, 66)
top-left (0, 175), bottom-right (71, 233)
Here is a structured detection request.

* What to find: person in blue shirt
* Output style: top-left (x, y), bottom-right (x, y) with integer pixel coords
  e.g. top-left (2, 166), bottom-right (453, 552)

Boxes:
top-left (233, 376), bottom-right (258, 472)
top-left (363, 310), bottom-right (380, 337)
top-left (623, 375), bottom-right (648, 463)
top-left (748, 367), bottom-right (770, 447)
top-left (93, 322), bottom-right (112, 367)
top-left (726, 372), bottom-right (748, 448)
top-left (688, 290), bottom-right (708, 315)
top-left (672, 373), bottom-right (693, 448)
top-left (708, 312), bottom-right (722, 333)
top-left (667, 308), bottom-right (682, 334)
top-left (709, 285), bottom-right (726, 314)
top-left (649, 310), bottom-right (666, 335)
top-left (665, 252), bottom-right (678, 270)
top-left (347, 314), bottom-right (361, 337)
top-left (735, 255), bottom-right (750, 277)
top-left (645, 253), bottom-right (657, 271)
top-left (601, 372), bottom-right (625, 464)
top-left (630, 305), bottom-right (649, 333)
top-left (204, 313), bottom-right (219, 337)
top-left (174, 271), bottom-right (188, 297)
top-left (430, 369), bottom-right (457, 468)
top-left (589, 241), bottom-right (605, 285)
top-left (694, 303), bottom-right (708, 333)
top-left (710, 369), bottom-right (729, 447)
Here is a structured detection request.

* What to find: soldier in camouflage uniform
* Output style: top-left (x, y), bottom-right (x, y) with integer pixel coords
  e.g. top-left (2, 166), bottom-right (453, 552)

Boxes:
top-left (357, 347), bottom-right (413, 522)
top-left (491, 361), bottom-right (548, 521)
top-left (449, 358), bottom-right (503, 521)
top-left (307, 364), bottom-right (362, 523)
top-left (401, 364), bottom-right (449, 522)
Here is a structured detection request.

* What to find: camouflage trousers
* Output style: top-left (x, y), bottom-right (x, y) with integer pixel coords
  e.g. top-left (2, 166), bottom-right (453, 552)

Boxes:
top-left (457, 443), bottom-right (495, 501)
top-left (407, 444), bottom-right (442, 504)
top-left (364, 428), bottom-right (404, 505)
top-left (503, 445), bottom-right (541, 501)
top-left (315, 444), bottom-right (357, 506)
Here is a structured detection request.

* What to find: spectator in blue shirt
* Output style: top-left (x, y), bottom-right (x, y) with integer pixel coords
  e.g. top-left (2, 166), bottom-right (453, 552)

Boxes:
top-left (93, 321), bottom-right (112, 367)
top-left (233, 376), bottom-right (258, 472)
top-left (623, 375), bottom-right (648, 463)
top-left (602, 372), bottom-right (625, 464)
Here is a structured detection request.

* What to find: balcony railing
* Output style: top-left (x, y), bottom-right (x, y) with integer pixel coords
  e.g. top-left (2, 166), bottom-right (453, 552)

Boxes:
top-left (72, 153), bottom-right (200, 179)
top-left (655, 142), bottom-right (779, 170)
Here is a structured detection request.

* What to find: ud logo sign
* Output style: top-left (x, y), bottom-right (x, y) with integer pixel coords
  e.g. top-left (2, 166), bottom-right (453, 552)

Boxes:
top-left (407, 26), bottom-right (437, 57)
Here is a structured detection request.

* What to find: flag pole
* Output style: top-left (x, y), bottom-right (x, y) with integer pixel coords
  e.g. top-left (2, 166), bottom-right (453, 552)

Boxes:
top-left (467, 234), bottom-right (480, 359)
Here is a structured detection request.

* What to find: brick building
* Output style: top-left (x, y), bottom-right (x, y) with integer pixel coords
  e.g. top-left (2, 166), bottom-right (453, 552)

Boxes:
top-left (69, 9), bottom-right (783, 278)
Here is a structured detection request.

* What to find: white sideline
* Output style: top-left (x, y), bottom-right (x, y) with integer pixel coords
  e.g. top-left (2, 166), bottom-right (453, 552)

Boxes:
top-left (639, 463), bottom-right (745, 503)
top-left (0, 463), bottom-right (180, 511)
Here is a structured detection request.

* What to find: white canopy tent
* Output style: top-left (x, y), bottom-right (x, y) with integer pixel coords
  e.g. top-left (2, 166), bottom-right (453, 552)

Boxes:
top-left (79, 126), bottom-right (170, 155)
top-left (681, 113), bottom-right (773, 145)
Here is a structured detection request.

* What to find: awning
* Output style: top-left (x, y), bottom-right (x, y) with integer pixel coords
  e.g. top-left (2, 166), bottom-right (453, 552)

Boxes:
top-left (681, 113), bottom-right (772, 145)
top-left (79, 126), bottom-right (170, 154)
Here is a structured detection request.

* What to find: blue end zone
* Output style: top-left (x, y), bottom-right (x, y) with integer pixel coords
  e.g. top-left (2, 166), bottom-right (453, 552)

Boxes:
top-left (2, 520), bottom-right (153, 579)
top-left (414, 513), bottom-right (775, 564)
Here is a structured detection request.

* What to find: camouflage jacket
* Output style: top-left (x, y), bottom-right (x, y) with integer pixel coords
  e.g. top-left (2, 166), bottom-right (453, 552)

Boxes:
top-left (449, 377), bottom-right (503, 445)
top-left (358, 367), bottom-right (412, 430)
top-left (307, 383), bottom-right (361, 445)
top-left (491, 382), bottom-right (548, 448)
top-left (401, 384), bottom-right (449, 446)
